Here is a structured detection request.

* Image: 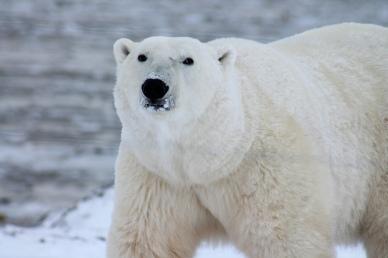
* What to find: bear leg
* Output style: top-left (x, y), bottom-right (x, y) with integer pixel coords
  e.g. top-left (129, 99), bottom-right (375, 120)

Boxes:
top-left (361, 170), bottom-right (388, 258)
top-left (106, 152), bottom-right (223, 258)
top-left (230, 210), bottom-right (335, 258)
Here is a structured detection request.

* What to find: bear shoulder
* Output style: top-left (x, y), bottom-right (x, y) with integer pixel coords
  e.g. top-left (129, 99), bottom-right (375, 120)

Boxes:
top-left (270, 23), bottom-right (388, 57)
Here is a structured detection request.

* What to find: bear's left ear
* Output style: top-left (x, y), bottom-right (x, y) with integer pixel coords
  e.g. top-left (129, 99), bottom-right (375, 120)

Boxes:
top-left (113, 38), bottom-right (135, 64)
top-left (216, 46), bottom-right (236, 68)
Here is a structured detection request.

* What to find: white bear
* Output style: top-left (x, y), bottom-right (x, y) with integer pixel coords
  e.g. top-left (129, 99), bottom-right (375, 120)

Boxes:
top-left (107, 23), bottom-right (388, 258)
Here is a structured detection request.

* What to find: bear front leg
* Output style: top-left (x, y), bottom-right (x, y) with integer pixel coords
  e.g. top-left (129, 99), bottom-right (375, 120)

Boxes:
top-left (230, 200), bottom-right (335, 258)
top-left (106, 150), bottom-right (221, 258)
top-left (196, 167), bottom-right (336, 258)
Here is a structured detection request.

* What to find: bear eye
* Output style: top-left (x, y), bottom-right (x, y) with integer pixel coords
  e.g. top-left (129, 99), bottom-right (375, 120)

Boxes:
top-left (138, 54), bottom-right (147, 62)
top-left (182, 57), bottom-right (194, 65)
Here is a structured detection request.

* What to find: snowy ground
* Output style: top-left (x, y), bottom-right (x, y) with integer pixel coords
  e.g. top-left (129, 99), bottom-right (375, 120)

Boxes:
top-left (0, 188), bottom-right (367, 258)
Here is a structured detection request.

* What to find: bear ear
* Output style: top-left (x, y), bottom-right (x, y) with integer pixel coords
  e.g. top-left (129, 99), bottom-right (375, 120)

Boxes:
top-left (113, 38), bottom-right (135, 64)
top-left (216, 46), bottom-right (236, 68)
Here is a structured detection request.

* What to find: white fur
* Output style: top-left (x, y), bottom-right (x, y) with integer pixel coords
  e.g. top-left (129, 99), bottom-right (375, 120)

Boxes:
top-left (107, 23), bottom-right (388, 258)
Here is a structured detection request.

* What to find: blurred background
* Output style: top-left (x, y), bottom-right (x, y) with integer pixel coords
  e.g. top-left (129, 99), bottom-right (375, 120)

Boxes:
top-left (0, 0), bottom-right (387, 228)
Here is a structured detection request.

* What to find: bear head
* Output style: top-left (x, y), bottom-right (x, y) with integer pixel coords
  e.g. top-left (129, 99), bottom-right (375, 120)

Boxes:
top-left (113, 36), bottom-right (247, 185)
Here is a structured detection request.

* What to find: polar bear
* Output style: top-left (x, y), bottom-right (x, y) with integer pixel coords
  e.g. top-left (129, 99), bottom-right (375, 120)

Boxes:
top-left (107, 23), bottom-right (388, 258)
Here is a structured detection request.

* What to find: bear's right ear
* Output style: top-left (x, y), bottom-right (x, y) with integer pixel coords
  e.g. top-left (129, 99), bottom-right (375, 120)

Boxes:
top-left (113, 38), bottom-right (135, 64)
top-left (215, 46), bottom-right (236, 68)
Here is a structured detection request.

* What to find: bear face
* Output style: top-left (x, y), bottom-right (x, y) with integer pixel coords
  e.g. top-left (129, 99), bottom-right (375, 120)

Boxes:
top-left (113, 37), bottom-right (247, 185)
top-left (113, 36), bottom-right (234, 121)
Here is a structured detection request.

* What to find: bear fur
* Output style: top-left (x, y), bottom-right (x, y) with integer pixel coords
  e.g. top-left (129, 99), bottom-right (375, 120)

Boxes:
top-left (107, 23), bottom-right (388, 258)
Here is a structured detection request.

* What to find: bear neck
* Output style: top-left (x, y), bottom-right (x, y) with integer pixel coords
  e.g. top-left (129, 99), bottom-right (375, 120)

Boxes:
top-left (121, 72), bottom-right (259, 186)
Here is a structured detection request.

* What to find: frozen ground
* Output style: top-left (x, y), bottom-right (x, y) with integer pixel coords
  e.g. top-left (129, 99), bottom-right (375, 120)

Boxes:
top-left (0, 188), bottom-right (367, 258)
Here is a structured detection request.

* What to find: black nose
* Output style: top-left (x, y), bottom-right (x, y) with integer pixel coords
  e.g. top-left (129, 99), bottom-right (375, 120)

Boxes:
top-left (141, 79), bottom-right (169, 101)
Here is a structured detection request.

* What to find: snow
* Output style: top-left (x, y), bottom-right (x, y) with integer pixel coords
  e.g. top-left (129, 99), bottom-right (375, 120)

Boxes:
top-left (0, 188), bottom-right (366, 258)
